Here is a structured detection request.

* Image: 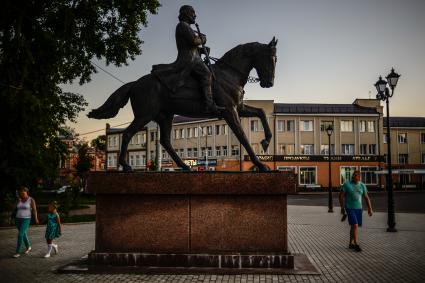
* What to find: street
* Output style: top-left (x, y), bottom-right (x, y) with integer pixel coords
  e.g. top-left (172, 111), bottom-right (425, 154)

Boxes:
top-left (288, 191), bottom-right (425, 213)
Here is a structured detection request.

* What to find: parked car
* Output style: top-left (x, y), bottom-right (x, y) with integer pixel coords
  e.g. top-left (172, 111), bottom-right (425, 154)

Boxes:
top-left (56, 185), bottom-right (70, 194)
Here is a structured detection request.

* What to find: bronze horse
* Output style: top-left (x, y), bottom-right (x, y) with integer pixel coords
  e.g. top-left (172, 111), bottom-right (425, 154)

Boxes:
top-left (88, 38), bottom-right (278, 171)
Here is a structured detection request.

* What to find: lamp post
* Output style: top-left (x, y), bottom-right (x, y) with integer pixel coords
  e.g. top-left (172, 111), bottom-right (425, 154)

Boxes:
top-left (326, 124), bottom-right (334, 213)
top-left (375, 68), bottom-right (400, 232)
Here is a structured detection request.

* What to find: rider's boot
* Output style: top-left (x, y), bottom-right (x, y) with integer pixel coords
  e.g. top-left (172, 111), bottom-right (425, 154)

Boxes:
top-left (202, 86), bottom-right (225, 113)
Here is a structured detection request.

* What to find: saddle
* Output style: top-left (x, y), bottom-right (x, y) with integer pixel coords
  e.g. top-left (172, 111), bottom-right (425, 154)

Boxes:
top-left (151, 63), bottom-right (201, 99)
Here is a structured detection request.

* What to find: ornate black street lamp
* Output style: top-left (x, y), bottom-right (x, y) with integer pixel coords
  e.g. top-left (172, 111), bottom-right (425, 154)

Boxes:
top-left (326, 124), bottom-right (334, 213)
top-left (375, 68), bottom-right (400, 232)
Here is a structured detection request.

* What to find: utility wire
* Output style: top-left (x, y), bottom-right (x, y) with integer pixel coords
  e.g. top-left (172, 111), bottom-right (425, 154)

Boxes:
top-left (91, 62), bottom-right (126, 84)
top-left (78, 121), bottom-right (131, 136)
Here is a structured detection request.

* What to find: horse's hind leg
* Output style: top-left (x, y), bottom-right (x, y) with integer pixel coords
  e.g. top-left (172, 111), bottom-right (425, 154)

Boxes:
top-left (157, 114), bottom-right (190, 171)
top-left (119, 116), bottom-right (151, 171)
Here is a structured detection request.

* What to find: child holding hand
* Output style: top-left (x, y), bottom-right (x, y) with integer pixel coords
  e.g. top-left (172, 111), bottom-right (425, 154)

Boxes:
top-left (44, 201), bottom-right (62, 258)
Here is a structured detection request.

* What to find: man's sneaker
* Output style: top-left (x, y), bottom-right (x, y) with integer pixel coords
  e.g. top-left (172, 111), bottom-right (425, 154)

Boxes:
top-left (24, 247), bottom-right (32, 254)
top-left (354, 245), bottom-right (362, 252)
top-left (349, 244), bottom-right (356, 249)
top-left (12, 253), bottom-right (20, 258)
top-left (44, 253), bottom-right (51, 258)
top-left (52, 244), bottom-right (58, 254)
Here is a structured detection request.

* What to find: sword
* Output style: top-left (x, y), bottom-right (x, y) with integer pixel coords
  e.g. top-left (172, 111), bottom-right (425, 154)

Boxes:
top-left (195, 23), bottom-right (212, 67)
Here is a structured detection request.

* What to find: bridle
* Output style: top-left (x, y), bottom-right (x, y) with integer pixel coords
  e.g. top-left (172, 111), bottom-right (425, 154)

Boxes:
top-left (209, 56), bottom-right (260, 83)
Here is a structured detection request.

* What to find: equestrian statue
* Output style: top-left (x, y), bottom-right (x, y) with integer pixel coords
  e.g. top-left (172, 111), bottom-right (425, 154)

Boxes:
top-left (88, 5), bottom-right (278, 172)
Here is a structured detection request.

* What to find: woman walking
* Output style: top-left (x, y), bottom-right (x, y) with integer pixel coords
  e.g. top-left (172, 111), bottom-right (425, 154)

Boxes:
top-left (13, 186), bottom-right (39, 258)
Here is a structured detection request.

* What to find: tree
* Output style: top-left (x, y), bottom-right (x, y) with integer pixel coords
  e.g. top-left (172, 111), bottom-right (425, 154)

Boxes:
top-left (91, 135), bottom-right (107, 152)
top-left (75, 142), bottom-right (93, 187)
top-left (0, 0), bottom-right (160, 207)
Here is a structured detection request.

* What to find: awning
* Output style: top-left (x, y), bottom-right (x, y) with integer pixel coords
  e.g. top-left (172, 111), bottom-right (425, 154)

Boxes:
top-left (375, 169), bottom-right (425, 175)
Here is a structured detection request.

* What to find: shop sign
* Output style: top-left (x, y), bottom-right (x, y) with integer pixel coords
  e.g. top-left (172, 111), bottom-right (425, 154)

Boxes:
top-left (244, 155), bottom-right (383, 162)
top-left (197, 159), bottom-right (218, 166)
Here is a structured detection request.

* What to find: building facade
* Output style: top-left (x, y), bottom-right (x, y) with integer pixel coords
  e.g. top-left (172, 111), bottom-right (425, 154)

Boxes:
top-left (105, 99), bottom-right (425, 190)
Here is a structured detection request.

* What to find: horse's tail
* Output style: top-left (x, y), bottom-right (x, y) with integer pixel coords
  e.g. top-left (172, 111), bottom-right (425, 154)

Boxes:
top-left (87, 82), bottom-right (134, 119)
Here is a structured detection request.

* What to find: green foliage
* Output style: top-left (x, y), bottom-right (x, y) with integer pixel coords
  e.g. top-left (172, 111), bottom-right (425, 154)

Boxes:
top-left (0, 0), bottom-right (160, 205)
top-left (91, 135), bottom-right (107, 151)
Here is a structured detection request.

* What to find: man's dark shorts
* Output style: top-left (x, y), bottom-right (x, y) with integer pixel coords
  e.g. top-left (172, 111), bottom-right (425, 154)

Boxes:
top-left (346, 208), bottom-right (363, 226)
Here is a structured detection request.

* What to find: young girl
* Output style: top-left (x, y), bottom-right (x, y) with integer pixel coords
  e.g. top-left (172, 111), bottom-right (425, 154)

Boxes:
top-left (44, 201), bottom-right (62, 258)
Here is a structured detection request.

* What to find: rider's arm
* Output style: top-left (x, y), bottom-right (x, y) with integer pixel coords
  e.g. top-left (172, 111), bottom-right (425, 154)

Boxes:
top-left (177, 22), bottom-right (204, 46)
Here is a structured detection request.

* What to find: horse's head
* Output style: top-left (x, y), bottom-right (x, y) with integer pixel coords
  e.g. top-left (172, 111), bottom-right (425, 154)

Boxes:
top-left (253, 37), bottom-right (278, 88)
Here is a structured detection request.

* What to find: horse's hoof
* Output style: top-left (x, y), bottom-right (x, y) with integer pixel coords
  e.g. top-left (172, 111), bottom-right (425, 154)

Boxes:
top-left (122, 165), bottom-right (133, 172)
top-left (261, 139), bottom-right (270, 152)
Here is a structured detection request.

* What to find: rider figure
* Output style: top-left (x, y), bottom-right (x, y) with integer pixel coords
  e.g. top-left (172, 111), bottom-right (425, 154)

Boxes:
top-left (176, 5), bottom-right (224, 113)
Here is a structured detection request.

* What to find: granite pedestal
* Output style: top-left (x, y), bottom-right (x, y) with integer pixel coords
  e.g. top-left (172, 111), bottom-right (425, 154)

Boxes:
top-left (86, 171), bottom-right (297, 272)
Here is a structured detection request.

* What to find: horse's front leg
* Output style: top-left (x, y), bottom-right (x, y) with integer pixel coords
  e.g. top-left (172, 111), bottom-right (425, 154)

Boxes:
top-left (238, 104), bottom-right (272, 153)
top-left (224, 107), bottom-right (268, 171)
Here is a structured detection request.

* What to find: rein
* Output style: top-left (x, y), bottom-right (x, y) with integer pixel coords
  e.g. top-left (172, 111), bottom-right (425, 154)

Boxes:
top-left (209, 56), bottom-right (260, 84)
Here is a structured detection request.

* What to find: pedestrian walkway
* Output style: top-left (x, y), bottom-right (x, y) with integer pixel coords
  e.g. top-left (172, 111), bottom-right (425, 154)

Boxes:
top-left (0, 206), bottom-right (424, 283)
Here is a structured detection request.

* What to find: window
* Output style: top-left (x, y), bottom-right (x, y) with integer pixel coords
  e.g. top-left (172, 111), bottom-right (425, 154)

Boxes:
top-left (299, 167), bottom-right (316, 185)
top-left (188, 128), bottom-right (193, 138)
top-left (278, 144), bottom-right (286, 154)
top-left (398, 154), bottom-right (408, 164)
top-left (201, 147), bottom-right (206, 157)
top-left (341, 144), bottom-right (354, 155)
top-left (252, 143), bottom-right (259, 154)
top-left (179, 129), bottom-right (185, 139)
top-left (108, 135), bottom-right (118, 147)
top-left (398, 133), bottom-right (407, 143)
top-left (215, 125), bottom-right (220, 135)
top-left (194, 127), bottom-right (199, 137)
top-left (222, 146), bottom-right (228, 156)
top-left (368, 144), bottom-right (376, 155)
top-left (174, 129), bottom-right (179, 139)
top-left (193, 148), bottom-right (198, 158)
top-left (221, 125), bottom-right (227, 135)
top-left (201, 127), bottom-right (207, 136)
top-left (251, 120), bottom-right (259, 132)
top-left (361, 167), bottom-right (377, 185)
top-left (320, 121), bottom-right (333, 132)
top-left (383, 133), bottom-right (388, 144)
top-left (207, 126), bottom-right (212, 136)
top-left (320, 144), bottom-right (335, 155)
top-left (367, 121), bottom-right (375, 132)
top-left (340, 166), bottom-right (357, 184)
top-left (107, 154), bottom-right (117, 168)
top-left (187, 148), bottom-right (192, 157)
top-left (359, 121), bottom-right (367, 132)
top-left (360, 144), bottom-right (367, 155)
top-left (215, 146), bottom-right (221, 156)
top-left (162, 150), bottom-right (168, 160)
top-left (421, 133), bottom-right (425, 144)
top-left (286, 120), bottom-right (295, 132)
top-left (300, 144), bottom-right (314, 155)
top-left (422, 153), bottom-right (425, 164)
top-left (277, 120), bottom-right (285, 132)
top-left (286, 144), bottom-right (295, 155)
top-left (300, 120), bottom-right (313, 131)
top-left (207, 147), bottom-right (213, 157)
top-left (231, 145), bottom-right (240, 156)
top-left (129, 152), bottom-right (144, 167)
top-left (341, 121), bottom-right (353, 132)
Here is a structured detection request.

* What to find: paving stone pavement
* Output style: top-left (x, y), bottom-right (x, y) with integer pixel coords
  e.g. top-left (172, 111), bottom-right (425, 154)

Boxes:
top-left (1, 205), bottom-right (424, 283)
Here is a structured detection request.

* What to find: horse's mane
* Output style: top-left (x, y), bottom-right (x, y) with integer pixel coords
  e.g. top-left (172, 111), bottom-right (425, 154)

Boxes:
top-left (219, 42), bottom-right (265, 63)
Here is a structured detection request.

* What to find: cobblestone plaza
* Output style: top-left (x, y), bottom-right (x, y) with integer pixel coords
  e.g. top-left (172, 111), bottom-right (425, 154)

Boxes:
top-left (1, 205), bottom-right (424, 283)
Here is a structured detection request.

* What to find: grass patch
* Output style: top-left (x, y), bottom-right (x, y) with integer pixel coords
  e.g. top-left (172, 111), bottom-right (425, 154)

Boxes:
top-left (62, 214), bottom-right (95, 223)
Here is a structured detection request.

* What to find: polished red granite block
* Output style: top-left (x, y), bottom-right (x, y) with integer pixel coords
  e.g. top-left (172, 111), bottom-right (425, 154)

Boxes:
top-left (87, 171), bottom-right (297, 268)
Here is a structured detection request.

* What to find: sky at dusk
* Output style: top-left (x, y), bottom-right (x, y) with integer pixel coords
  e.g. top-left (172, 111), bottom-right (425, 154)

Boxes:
top-left (61, 0), bottom-right (425, 141)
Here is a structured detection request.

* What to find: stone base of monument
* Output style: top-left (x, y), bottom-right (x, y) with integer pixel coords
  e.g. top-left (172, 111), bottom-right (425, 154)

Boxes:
top-left (77, 171), bottom-right (318, 274)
